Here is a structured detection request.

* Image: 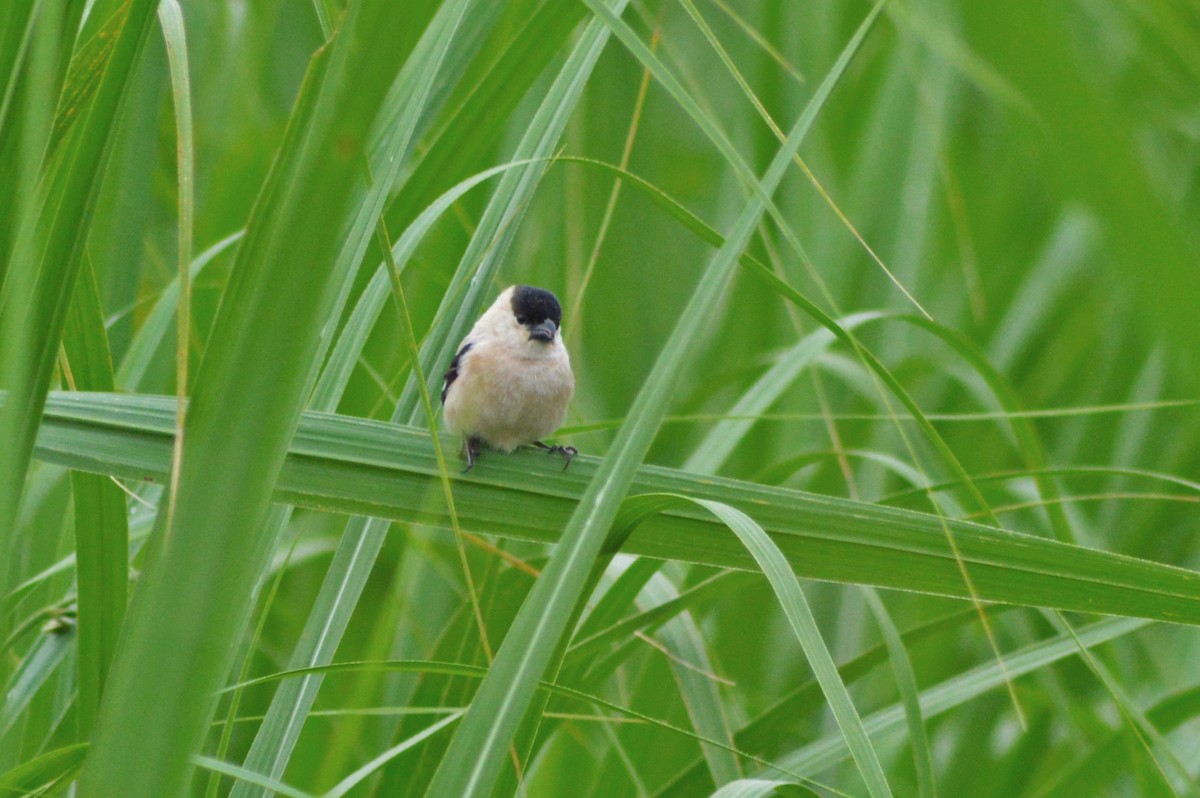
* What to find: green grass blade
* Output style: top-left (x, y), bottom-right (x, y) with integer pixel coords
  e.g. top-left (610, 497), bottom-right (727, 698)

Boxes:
top-left (0, 743), bottom-right (88, 795)
top-left (0, 4), bottom-right (38, 140)
top-left (60, 260), bottom-right (126, 738)
top-left (157, 0), bottom-right (193, 400)
top-left (0, 630), bottom-right (74, 738)
top-left (192, 757), bottom-right (314, 798)
top-left (862, 589), bottom-right (934, 798)
top-left (232, 3), bottom-right (636, 791)
top-left (322, 711), bottom-right (463, 798)
top-left (309, 157), bottom-right (544, 409)
top-left (0, 2), bottom-right (42, 283)
top-left (225, 3), bottom-right (490, 790)
top-left (220, 658), bottom-right (832, 793)
top-left (567, 571), bottom-right (746, 680)
top-left (709, 779), bottom-right (820, 798)
top-left (883, 465), bottom-right (1200, 507)
top-left (392, 0), bottom-right (631, 425)
top-left (684, 312), bottom-right (884, 475)
top-left (774, 617), bottom-right (1148, 777)
top-left (34, 391), bottom-right (1200, 625)
top-left (114, 231), bottom-right (242, 391)
top-left (0, 0), bottom-right (157, 642)
top-left (423, 8), bottom-right (881, 794)
top-left (685, 497), bottom-right (892, 797)
top-left (640, 571), bottom-right (741, 785)
top-left (75, 2), bottom-right (434, 794)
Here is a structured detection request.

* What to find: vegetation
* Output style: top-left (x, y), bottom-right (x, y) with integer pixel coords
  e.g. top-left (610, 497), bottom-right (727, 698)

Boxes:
top-left (2, 0), bottom-right (1198, 796)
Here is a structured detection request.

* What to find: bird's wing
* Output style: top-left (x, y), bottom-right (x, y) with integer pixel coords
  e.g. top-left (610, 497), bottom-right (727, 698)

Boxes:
top-left (441, 341), bottom-right (474, 405)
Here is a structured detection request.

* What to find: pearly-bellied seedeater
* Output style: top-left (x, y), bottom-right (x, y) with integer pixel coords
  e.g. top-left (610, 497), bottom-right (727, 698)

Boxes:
top-left (441, 285), bottom-right (576, 472)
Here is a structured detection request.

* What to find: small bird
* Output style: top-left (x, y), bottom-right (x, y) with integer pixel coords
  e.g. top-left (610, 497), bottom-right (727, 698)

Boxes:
top-left (442, 285), bottom-right (576, 472)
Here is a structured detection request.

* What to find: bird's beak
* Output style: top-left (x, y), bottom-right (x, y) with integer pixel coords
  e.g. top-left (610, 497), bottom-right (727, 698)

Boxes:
top-left (529, 320), bottom-right (557, 342)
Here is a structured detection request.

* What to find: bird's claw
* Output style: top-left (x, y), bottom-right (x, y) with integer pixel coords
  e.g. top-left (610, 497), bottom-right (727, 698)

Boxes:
top-left (535, 441), bottom-right (578, 471)
top-left (463, 437), bottom-right (482, 473)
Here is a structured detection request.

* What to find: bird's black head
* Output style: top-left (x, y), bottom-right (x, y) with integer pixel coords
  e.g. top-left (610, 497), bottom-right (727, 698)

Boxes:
top-left (511, 285), bottom-right (563, 343)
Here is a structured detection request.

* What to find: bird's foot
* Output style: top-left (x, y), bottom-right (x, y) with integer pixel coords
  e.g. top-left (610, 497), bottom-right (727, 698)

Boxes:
top-left (534, 440), bottom-right (578, 471)
top-left (463, 437), bottom-right (482, 473)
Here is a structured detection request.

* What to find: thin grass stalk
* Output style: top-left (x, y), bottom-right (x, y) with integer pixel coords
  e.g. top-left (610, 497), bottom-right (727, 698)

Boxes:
top-left (0, 0), bottom-right (158, 655)
top-left (233, 3), bottom-right (634, 787)
top-left (423, 8), bottom-right (883, 795)
top-left (77, 1), bottom-right (432, 793)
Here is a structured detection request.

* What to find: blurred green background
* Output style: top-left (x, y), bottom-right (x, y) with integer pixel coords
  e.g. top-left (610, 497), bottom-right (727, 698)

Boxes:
top-left (2, 0), bottom-right (1199, 796)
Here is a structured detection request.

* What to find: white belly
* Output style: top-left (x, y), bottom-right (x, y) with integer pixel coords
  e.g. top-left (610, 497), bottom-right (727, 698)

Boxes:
top-left (443, 344), bottom-right (574, 452)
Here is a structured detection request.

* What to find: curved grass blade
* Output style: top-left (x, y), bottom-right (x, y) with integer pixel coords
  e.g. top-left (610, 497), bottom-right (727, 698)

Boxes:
top-left (0, 629), bottom-right (74, 738)
top-left (309, 157), bottom-right (546, 409)
top-left (0, 743), bottom-right (87, 795)
top-left (640, 571), bottom-right (741, 785)
top-left (224, 0), bottom-right (485, 792)
top-left (683, 497), bottom-right (891, 798)
top-left (883, 465), bottom-right (1200, 506)
top-left (754, 449), bottom-right (941, 498)
top-left (219, 658), bottom-right (835, 795)
top-left (115, 231), bottom-right (242, 392)
top-left (34, 391), bottom-right (1200, 625)
top-left (393, 0), bottom-right (631, 425)
top-left (771, 617), bottom-right (1147, 778)
top-left (684, 312), bottom-right (884, 475)
top-left (709, 779), bottom-right (820, 798)
top-left (424, 11), bottom-right (882, 793)
top-left (0, 0), bottom-right (158, 644)
top-left (198, 713), bottom-right (463, 798)
top-left (861, 589), bottom-right (934, 798)
top-left (567, 570), bottom-right (744, 676)
top-left (157, 0), bottom-right (194, 469)
top-left (655, 606), bottom-right (1020, 797)
top-left (0, 4), bottom-right (38, 142)
top-left (246, 6), bottom-right (635, 786)
top-left (76, 2), bottom-right (438, 794)
top-left (192, 757), bottom-right (313, 798)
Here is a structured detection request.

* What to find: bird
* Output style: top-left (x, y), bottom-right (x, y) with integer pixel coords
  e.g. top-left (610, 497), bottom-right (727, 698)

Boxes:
top-left (441, 285), bottom-right (576, 472)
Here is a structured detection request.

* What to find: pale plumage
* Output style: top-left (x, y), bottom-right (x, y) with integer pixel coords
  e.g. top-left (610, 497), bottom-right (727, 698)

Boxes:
top-left (442, 285), bottom-right (576, 471)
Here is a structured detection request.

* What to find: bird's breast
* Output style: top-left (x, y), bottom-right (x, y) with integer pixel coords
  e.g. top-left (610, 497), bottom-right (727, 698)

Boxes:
top-left (443, 345), bottom-right (574, 452)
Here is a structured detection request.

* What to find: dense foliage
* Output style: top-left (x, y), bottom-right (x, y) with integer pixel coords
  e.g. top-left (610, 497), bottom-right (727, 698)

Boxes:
top-left (2, 1), bottom-right (1198, 796)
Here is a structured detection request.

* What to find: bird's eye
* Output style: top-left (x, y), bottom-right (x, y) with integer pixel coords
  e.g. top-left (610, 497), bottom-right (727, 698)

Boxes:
top-left (515, 315), bottom-right (527, 325)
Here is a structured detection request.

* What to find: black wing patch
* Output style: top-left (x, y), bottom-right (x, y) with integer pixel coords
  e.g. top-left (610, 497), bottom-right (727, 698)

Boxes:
top-left (441, 342), bottom-right (473, 405)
